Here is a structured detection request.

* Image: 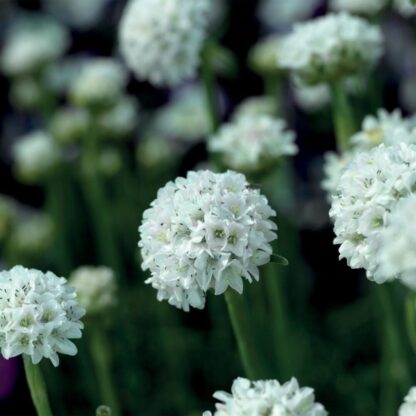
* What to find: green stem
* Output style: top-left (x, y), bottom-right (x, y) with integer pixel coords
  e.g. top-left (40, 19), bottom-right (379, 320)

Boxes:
top-left (264, 75), bottom-right (282, 116)
top-left (88, 326), bottom-right (121, 416)
top-left (201, 42), bottom-right (219, 133)
top-left (23, 356), bottom-right (53, 416)
top-left (406, 292), bottom-right (416, 355)
top-left (330, 81), bottom-right (356, 153)
top-left (224, 290), bottom-right (266, 380)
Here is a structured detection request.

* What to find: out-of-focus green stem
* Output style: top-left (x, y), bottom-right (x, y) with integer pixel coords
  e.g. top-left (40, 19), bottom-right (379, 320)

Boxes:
top-left (88, 326), bottom-right (121, 416)
top-left (201, 42), bottom-right (219, 133)
top-left (264, 74), bottom-right (282, 116)
top-left (406, 292), bottom-right (416, 354)
top-left (330, 81), bottom-right (356, 153)
top-left (23, 356), bottom-right (53, 416)
top-left (224, 290), bottom-right (266, 380)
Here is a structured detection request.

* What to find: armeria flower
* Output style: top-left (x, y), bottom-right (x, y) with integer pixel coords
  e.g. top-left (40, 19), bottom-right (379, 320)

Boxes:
top-left (69, 58), bottom-right (127, 110)
top-left (258, 0), bottom-right (320, 29)
top-left (203, 377), bottom-right (327, 416)
top-left (152, 85), bottom-right (212, 142)
top-left (322, 109), bottom-right (414, 197)
top-left (0, 266), bottom-right (85, 367)
top-left (378, 195), bottom-right (416, 289)
top-left (13, 131), bottom-right (61, 183)
top-left (394, 0), bottom-right (416, 17)
top-left (1, 15), bottom-right (69, 77)
top-left (330, 142), bottom-right (416, 283)
top-left (209, 115), bottom-right (297, 174)
top-left (139, 170), bottom-right (278, 311)
top-left (232, 97), bottom-right (278, 121)
top-left (69, 266), bottom-right (117, 316)
top-left (330, 0), bottom-right (387, 15)
top-left (279, 13), bottom-right (383, 85)
top-left (400, 387), bottom-right (416, 416)
top-left (119, 0), bottom-right (210, 87)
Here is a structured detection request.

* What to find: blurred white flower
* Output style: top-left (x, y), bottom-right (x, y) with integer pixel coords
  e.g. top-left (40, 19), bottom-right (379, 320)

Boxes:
top-left (139, 170), bottom-right (277, 311)
top-left (70, 58), bottom-right (128, 109)
top-left (153, 85), bottom-right (211, 141)
top-left (400, 387), bottom-right (416, 416)
top-left (279, 13), bottom-right (383, 85)
top-left (322, 151), bottom-right (353, 200)
top-left (136, 135), bottom-right (181, 169)
top-left (394, 0), bottom-right (416, 17)
top-left (13, 131), bottom-right (61, 183)
top-left (119, 0), bottom-right (210, 86)
top-left (203, 377), bottom-right (327, 416)
top-left (0, 266), bottom-right (85, 367)
top-left (292, 80), bottom-right (331, 113)
top-left (258, 0), bottom-right (320, 29)
top-left (232, 96), bottom-right (277, 121)
top-left (43, 0), bottom-right (108, 30)
top-left (330, 141), bottom-right (416, 283)
top-left (378, 196), bottom-right (416, 289)
top-left (69, 266), bottom-right (117, 315)
top-left (97, 149), bottom-right (122, 177)
top-left (249, 35), bottom-right (281, 75)
top-left (330, 0), bottom-right (387, 15)
top-left (1, 15), bottom-right (69, 77)
top-left (50, 107), bottom-right (90, 144)
top-left (209, 115), bottom-right (297, 174)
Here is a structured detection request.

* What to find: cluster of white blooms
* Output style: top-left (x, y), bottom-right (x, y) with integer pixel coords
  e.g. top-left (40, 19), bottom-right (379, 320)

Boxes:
top-left (70, 266), bottom-right (117, 315)
top-left (13, 131), bottom-right (61, 183)
top-left (70, 58), bottom-right (127, 109)
top-left (153, 85), bottom-right (211, 141)
top-left (43, 0), bottom-right (109, 30)
top-left (258, 0), bottom-right (320, 29)
top-left (232, 97), bottom-right (277, 121)
top-left (1, 15), bottom-right (69, 77)
top-left (0, 266), bottom-right (85, 366)
top-left (323, 109), bottom-right (413, 197)
top-left (330, 0), bottom-right (387, 15)
top-left (203, 377), bottom-right (327, 416)
top-left (394, 0), bottom-right (416, 16)
top-left (139, 170), bottom-right (277, 311)
top-left (209, 115), bottom-right (297, 174)
top-left (119, 0), bottom-right (210, 87)
top-left (400, 387), bottom-right (416, 416)
top-left (378, 196), bottom-right (416, 289)
top-left (279, 13), bottom-right (383, 85)
top-left (330, 142), bottom-right (416, 283)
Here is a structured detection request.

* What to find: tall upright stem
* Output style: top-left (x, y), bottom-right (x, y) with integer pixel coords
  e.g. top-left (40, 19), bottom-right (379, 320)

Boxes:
top-left (330, 81), bottom-right (356, 153)
top-left (224, 290), bottom-right (266, 380)
top-left (201, 42), bottom-right (219, 133)
top-left (23, 356), bottom-right (53, 416)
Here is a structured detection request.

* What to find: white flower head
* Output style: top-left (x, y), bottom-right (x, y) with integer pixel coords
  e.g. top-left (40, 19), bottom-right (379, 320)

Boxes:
top-left (322, 151), bottom-right (354, 200)
top-left (279, 13), bottom-right (383, 85)
top-left (13, 131), bottom-right (61, 183)
top-left (119, 0), bottom-right (210, 87)
top-left (258, 0), bottom-right (320, 29)
top-left (330, 142), bottom-right (416, 283)
top-left (232, 96), bottom-right (278, 121)
top-left (1, 15), bottom-right (69, 77)
top-left (139, 170), bottom-right (278, 311)
top-left (69, 266), bottom-right (117, 315)
top-left (394, 0), bottom-right (416, 17)
top-left (400, 387), bottom-right (416, 416)
top-left (209, 115), bottom-right (297, 174)
top-left (153, 85), bottom-right (212, 141)
top-left (70, 58), bottom-right (128, 109)
top-left (378, 195), bottom-right (416, 289)
top-left (203, 377), bottom-right (328, 416)
top-left (330, 0), bottom-right (387, 15)
top-left (0, 266), bottom-right (85, 367)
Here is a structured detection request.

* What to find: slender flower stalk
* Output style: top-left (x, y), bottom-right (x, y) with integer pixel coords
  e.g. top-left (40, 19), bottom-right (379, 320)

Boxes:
top-left (23, 356), bottom-right (53, 416)
top-left (406, 293), bottom-right (416, 355)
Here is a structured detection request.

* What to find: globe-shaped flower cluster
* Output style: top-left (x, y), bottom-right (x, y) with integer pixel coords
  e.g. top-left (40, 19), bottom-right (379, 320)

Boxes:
top-left (139, 170), bottom-right (278, 311)
top-left (119, 0), bottom-right (210, 87)
top-left (330, 142), bottom-right (416, 283)
top-left (0, 266), bottom-right (85, 366)
top-left (400, 387), bottom-right (416, 416)
top-left (203, 377), bottom-right (327, 416)
top-left (279, 13), bottom-right (383, 85)
top-left (209, 115), bottom-right (297, 174)
top-left (70, 266), bottom-right (117, 315)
